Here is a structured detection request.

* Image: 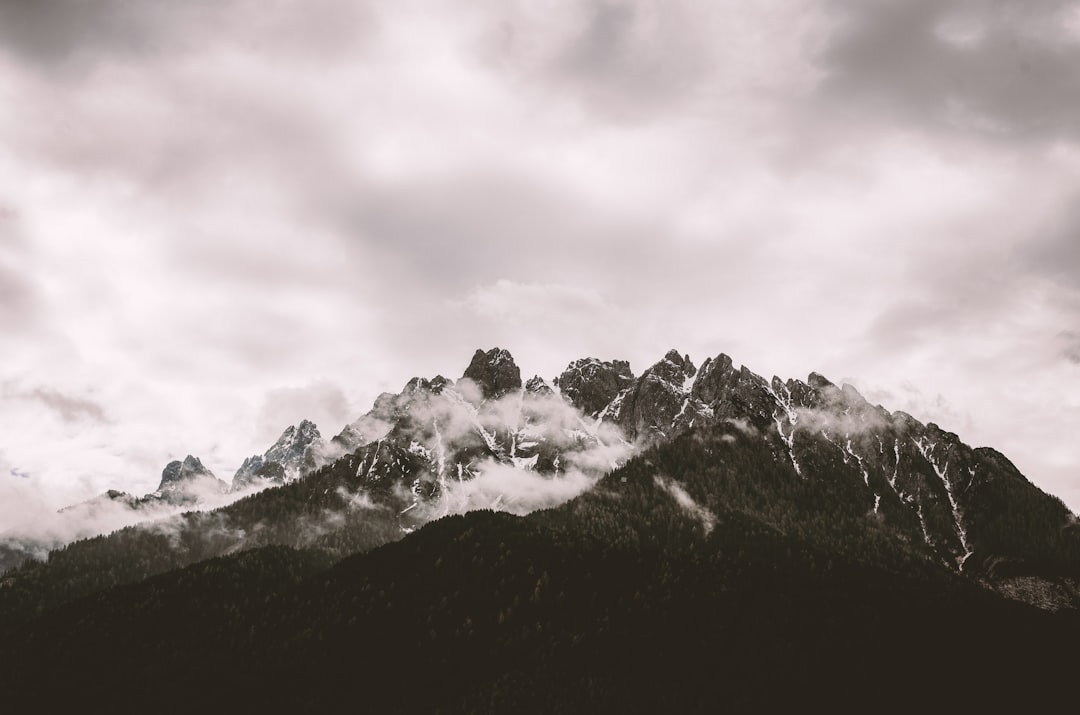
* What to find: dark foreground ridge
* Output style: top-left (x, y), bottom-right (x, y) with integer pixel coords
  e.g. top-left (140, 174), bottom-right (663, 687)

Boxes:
top-left (1, 347), bottom-right (1078, 711)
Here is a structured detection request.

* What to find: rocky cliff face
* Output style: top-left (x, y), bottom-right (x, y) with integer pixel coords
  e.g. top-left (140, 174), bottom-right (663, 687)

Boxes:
top-left (461, 348), bottom-right (522, 400)
top-left (555, 357), bottom-right (635, 417)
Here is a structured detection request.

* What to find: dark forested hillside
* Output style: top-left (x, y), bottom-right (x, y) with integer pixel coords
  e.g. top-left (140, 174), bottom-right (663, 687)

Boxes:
top-left (2, 349), bottom-right (1079, 712)
top-left (2, 420), bottom-right (1079, 713)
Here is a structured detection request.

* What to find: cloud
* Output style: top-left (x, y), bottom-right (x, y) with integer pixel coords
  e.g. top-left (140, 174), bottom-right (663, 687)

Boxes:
top-left (2, 385), bottom-right (108, 423)
top-left (1023, 203), bottom-right (1080, 292)
top-left (1060, 332), bottom-right (1080, 365)
top-left (0, 0), bottom-right (374, 71)
top-left (438, 460), bottom-right (597, 517)
top-left (479, 0), bottom-right (821, 123)
top-left (355, 382), bottom-right (636, 520)
top-left (654, 474), bottom-right (715, 534)
top-left (0, 464), bottom-right (266, 562)
top-left (256, 381), bottom-right (352, 445)
top-left (462, 280), bottom-right (614, 323)
top-left (816, 0), bottom-right (1080, 141)
top-left (0, 212), bottom-right (41, 332)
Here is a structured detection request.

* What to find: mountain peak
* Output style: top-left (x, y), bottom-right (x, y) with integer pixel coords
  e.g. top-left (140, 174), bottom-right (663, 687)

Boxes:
top-left (662, 349), bottom-right (695, 373)
top-left (159, 455), bottom-right (213, 488)
top-left (655, 349), bottom-right (696, 383)
top-left (232, 420), bottom-right (327, 489)
top-left (276, 420), bottom-right (321, 447)
top-left (156, 455), bottom-right (226, 501)
top-left (555, 357), bottom-right (635, 417)
top-left (461, 347), bottom-right (522, 400)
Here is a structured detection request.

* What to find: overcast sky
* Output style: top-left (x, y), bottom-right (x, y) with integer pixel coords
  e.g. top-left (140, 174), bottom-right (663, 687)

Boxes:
top-left (1, 0), bottom-right (1078, 517)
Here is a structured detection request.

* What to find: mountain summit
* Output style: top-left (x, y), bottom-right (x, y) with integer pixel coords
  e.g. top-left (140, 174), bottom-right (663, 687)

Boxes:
top-left (232, 419), bottom-right (327, 489)
top-left (154, 455), bottom-right (227, 504)
top-left (461, 347), bottom-right (521, 400)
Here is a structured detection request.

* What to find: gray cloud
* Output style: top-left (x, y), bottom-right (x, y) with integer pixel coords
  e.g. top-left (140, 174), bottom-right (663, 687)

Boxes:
top-left (256, 381), bottom-right (351, 445)
top-left (817, 0), bottom-right (1080, 141)
top-left (23, 387), bottom-right (108, 423)
top-left (0, 211), bottom-right (40, 332)
top-left (1024, 204), bottom-right (1080, 291)
top-left (0, 260), bottom-right (37, 331)
top-left (0, 0), bottom-right (178, 67)
top-left (545, 0), bottom-right (714, 120)
top-left (2, 384), bottom-right (109, 427)
top-left (476, 0), bottom-right (797, 123)
top-left (1061, 332), bottom-right (1080, 364)
top-left (0, 0), bottom-right (373, 71)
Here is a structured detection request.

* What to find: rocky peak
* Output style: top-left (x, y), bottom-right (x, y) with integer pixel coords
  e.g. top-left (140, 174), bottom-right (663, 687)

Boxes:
top-left (525, 376), bottom-right (554, 396)
top-left (461, 348), bottom-right (522, 400)
top-left (404, 375), bottom-right (455, 396)
top-left (654, 349), bottom-right (696, 385)
top-left (690, 353), bottom-right (774, 428)
top-left (159, 455), bottom-right (215, 490)
top-left (270, 420), bottom-right (321, 455)
top-left (613, 351), bottom-right (704, 441)
top-left (156, 455), bottom-right (227, 503)
top-left (555, 357), bottom-right (636, 417)
top-left (232, 420), bottom-right (327, 489)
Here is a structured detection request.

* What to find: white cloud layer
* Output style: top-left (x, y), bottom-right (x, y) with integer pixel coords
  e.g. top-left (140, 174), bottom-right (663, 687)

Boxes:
top-left (1, 0), bottom-right (1078, 517)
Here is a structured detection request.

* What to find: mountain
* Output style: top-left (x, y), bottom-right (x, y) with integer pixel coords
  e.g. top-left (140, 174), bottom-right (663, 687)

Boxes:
top-left (0, 460), bottom-right (228, 575)
top-left (152, 455), bottom-right (229, 504)
top-left (0, 348), bottom-right (629, 618)
top-left (232, 419), bottom-right (328, 489)
top-left (1, 423), bottom-right (1078, 712)
top-left (0, 345), bottom-right (1078, 710)
top-left (462, 346), bottom-right (522, 399)
top-left (2, 346), bottom-right (1077, 610)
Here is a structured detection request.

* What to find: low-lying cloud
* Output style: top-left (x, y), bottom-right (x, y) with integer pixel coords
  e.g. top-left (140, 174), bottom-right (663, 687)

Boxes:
top-left (654, 473), bottom-right (715, 534)
top-left (0, 470), bottom-right (267, 569)
top-left (438, 460), bottom-right (597, 517)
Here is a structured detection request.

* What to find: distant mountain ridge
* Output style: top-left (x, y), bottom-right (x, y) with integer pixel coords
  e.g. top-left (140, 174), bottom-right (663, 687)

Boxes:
top-left (2, 345), bottom-right (1078, 614)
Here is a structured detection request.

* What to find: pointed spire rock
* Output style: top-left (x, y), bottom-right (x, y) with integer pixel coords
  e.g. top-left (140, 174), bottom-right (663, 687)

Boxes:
top-left (461, 348), bottom-right (522, 400)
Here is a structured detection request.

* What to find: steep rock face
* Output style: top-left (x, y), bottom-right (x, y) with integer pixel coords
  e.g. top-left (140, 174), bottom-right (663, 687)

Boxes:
top-left (691, 354), bottom-right (775, 429)
top-left (461, 348), bottom-right (521, 400)
top-left (615, 350), bottom-right (703, 441)
top-left (555, 358), bottom-right (636, 417)
top-left (155, 455), bottom-right (227, 504)
top-left (232, 420), bottom-right (327, 489)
